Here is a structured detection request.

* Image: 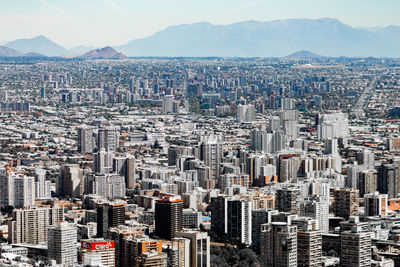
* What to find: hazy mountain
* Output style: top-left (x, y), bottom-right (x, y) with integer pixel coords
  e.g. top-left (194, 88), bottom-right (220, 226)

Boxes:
top-left (68, 45), bottom-right (95, 56)
top-left (79, 46), bottom-right (126, 59)
top-left (5, 35), bottom-right (68, 56)
top-left (24, 52), bottom-right (47, 58)
top-left (116, 18), bottom-right (400, 57)
top-left (0, 46), bottom-right (24, 57)
top-left (286, 50), bottom-right (323, 59)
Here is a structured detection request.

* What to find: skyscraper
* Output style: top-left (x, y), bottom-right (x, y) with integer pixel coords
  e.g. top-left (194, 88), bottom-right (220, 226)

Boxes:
top-left (260, 222), bottom-right (297, 267)
top-left (227, 198), bottom-right (252, 245)
top-left (333, 189), bottom-right (359, 219)
top-left (8, 206), bottom-right (64, 244)
top-left (297, 228), bottom-right (322, 267)
top-left (316, 112), bottom-right (349, 140)
top-left (210, 196), bottom-right (228, 236)
top-left (48, 222), bottom-right (77, 267)
top-left (58, 164), bottom-right (84, 198)
top-left (34, 168), bottom-right (51, 200)
top-left (97, 201), bottom-right (126, 238)
top-left (0, 169), bottom-right (35, 209)
top-left (155, 196), bottom-right (183, 240)
top-left (340, 225), bottom-right (371, 267)
top-left (364, 191), bottom-right (388, 218)
top-left (77, 126), bottom-right (94, 154)
top-left (276, 187), bottom-right (301, 215)
top-left (236, 104), bottom-right (255, 122)
top-left (175, 231), bottom-right (210, 267)
top-left (199, 138), bottom-right (222, 180)
top-left (98, 127), bottom-right (120, 152)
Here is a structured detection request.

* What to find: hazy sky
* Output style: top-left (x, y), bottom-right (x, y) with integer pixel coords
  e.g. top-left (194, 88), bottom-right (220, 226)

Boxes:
top-left (1, 0), bottom-right (399, 48)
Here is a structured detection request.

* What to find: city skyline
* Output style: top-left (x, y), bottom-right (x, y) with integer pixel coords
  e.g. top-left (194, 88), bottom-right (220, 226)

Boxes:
top-left (1, 0), bottom-right (400, 48)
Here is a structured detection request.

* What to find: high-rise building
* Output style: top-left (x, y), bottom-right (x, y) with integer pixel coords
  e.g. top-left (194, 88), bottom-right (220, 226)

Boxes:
top-left (316, 112), bottom-right (349, 140)
top-left (300, 196), bottom-right (329, 234)
top-left (280, 109), bottom-right (299, 139)
top-left (260, 222), bottom-right (297, 267)
top-left (107, 225), bottom-right (147, 267)
top-left (227, 198), bottom-right (252, 245)
top-left (199, 138), bottom-right (222, 180)
top-left (12, 175), bottom-right (35, 208)
top-left (162, 95), bottom-right (174, 114)
top-left (358, 169), bottom-right (377, 197)
top-left (34, 168), bottom-right (51, 200)
top-left (81, 239), bottom-right (116, 267)
top-left (8, 206), bottom-right (64, 244)
top-left (276, 187), bottom-right (301, 215)
top-left (0, 169), bottom-right (35, 208)
top-left (88, 174), bottom-right (126, 199)
top-left (97, 201), bottom-right (126, 238)
top-left (364, 192), bottom-right (388, 218)
top-left (297, 228), bottom-right (322, 267)
top-left (210, 196), bottom-right (228, 235)
top-left (48, 222), bottom-right (77, 267)
top-left (250, 129), bottom-right (286, 154)
top-left (377, 163), bottom-right (400, 198)
top-left (340, 225), bottom-right (371, 267)
top-left (122, 236), bottom-right (162, 267)
top-left (155, 196), bottom-right (183, 240)
top-left (175, 231), bottom-right (210, 267)
top-left (333, 189), bottom-right (359, 220)
top-left (355, 149), bottom-right (375, 168)
top-left (324, 138), bottom-right (338, 155)
top-left (236, 104), bottom-right (255, 122)
top-left (98, 127), bottom-right (120, 152)
top-left (252, 209), bottom-right (277, 252)
top-left (94, 149), bottom-right (113, 174)
top-left (113, 155), bottom-right (136, 188)
top-left (58, 164), bottom-right (84, 198)
top-left (77, 126), bottom-right (94, 154)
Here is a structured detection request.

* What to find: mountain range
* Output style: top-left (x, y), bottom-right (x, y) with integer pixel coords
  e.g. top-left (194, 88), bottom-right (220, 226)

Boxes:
top-left (1, 18), bottom-right (400, 58)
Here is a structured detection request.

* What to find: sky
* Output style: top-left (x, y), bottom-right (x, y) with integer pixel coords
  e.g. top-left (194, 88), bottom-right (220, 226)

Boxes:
top-left (1, 0), bottom-right (400, 48)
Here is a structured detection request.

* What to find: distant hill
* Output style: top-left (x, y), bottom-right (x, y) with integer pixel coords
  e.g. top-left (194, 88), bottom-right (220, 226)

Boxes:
top-left (5, 35), bottom-right (68, 56)
top-left (115, 18), bottom-right (400, 57)
top-left (79, 46), bottom-right (126, 59)
top-left (68, 45), bottom-right (95, 56)
top-left (24, 52), bottom-right (47, 58)
top-left (0, 46), bottom-right (24, 57)
top-left (285, 50), bottom-right (323, 59)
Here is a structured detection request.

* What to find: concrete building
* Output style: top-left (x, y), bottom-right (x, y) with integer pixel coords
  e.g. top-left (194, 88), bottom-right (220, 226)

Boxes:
top-left (0, 170), bottom-right (35, 208)
top-left (236, 104), bottom-right (255, 122)
top-left (34, 168), bottom-right (51, 200)
top-left (333, 189), bottom-right (359, 220)
top-left (77, 126), bottom-right (94, 154)
top-left (48, 222), bottom-right (77, 267)
top-left (175, 231), bottom-right (210, 267)
top-left (340, 225), bottom-right (371, 267)
top-left (297, 228), bottom-right (322, 267)
top-left (59, 164), bottom-right (84, 198)
top-left (260, 222), bottom-right (297, 267)
top-left (8, 206), bottom-right (64, 244)
top-left (364, 192), bottom-right (388, 218)
top-left (81, 239), bottom-right (116, 267)
top-left (276, 187), bottom-right (301, 215)
top-left (317, 112), bottom-right (349, 140)
top-left (98, 126), bottom-right (120, 152)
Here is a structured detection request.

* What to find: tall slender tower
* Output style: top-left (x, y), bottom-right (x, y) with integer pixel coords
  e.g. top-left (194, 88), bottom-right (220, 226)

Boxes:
top-left (155, 196), bottom-right (183, 240)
